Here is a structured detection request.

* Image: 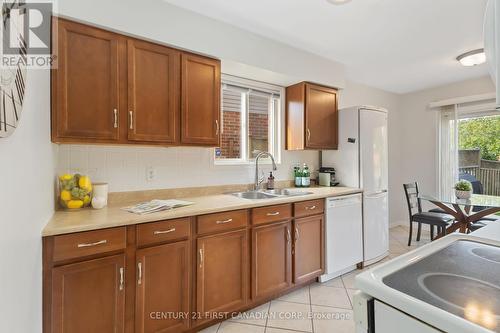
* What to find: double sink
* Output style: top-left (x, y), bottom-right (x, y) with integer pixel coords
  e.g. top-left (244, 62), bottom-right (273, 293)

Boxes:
top-left (230, 188), bottom-right (313, 200)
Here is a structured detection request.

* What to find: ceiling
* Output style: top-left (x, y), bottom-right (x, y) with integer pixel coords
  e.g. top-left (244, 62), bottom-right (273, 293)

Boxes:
top-left (162, 0), bottom-right (490, 94)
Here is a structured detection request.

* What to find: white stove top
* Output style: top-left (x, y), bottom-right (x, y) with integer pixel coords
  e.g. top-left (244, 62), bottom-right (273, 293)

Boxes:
top-left (356, 227), bottom-right (500, 333)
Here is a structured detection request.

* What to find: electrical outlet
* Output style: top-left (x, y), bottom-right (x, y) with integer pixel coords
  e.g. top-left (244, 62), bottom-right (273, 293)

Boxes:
top-left (146, 166), bottom-right (156, 182)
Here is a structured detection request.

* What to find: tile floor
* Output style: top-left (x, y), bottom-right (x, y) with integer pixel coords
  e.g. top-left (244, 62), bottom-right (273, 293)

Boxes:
top-left (198, 225), bottom-right (431, 333)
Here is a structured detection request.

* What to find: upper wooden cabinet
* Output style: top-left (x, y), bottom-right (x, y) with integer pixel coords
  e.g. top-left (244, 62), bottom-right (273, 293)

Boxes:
top-left (52, 18), bottom-right (122, 143)
top-left (181, 54), bottom-right (221, 146)
top-left (286, 82), bottom-right (338, 150)
top-left (127, 39), bottom-right (180, 144)
top-left (51, 18), bottom-right (221, 147)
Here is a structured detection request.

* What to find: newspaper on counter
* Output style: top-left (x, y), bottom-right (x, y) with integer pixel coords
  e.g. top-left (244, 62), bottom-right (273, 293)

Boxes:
top-left (122, 199), bottom-right (194, 215)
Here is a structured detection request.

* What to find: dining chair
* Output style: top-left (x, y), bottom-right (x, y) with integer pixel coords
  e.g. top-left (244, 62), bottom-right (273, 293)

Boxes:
top-left (403, 182), bottom-right (455, 246)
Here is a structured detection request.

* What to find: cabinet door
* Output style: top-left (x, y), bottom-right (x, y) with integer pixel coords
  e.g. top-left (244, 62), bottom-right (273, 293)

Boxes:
top-left (305, 83), bottom-right (338, 149)
top-left (252, 221), bottom-right (292, 300)
top-left (197, 229), bottom-right (248, 317)
top-left (127, 39), bottom-right (180, 143)
top-left (52, 18), bottom-right (121, 142)
top-left (293, 215), bottom-right (324, 284)
top-left (136, 241), bottom-right (190, 333)
top-left (181, 53), bottom-right (221, 146)
top-left (51, 255), bottom-right (125, 333)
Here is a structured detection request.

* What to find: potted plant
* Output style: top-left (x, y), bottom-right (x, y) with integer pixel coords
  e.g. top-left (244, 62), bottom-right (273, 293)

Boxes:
top-left (455, 180), bottom-right (473, 199)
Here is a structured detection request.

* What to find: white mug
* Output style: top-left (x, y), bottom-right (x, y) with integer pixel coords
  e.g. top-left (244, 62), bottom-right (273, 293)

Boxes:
top-left (92, 182), bottom-right (109, 209)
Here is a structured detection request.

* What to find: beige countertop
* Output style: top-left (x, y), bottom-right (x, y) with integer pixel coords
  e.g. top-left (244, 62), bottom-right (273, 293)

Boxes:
top-left (42, 186), bottom-right (362, 236)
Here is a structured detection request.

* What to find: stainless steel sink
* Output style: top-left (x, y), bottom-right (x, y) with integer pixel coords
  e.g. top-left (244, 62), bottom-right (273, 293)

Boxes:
top-left (230, 191), bottom-right (276, 199)
top-left (229, 189), bottom-right (314, 200)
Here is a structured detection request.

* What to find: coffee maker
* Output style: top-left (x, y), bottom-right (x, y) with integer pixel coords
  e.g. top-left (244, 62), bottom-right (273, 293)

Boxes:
top-left (318, 167), bottom-right (338, 187)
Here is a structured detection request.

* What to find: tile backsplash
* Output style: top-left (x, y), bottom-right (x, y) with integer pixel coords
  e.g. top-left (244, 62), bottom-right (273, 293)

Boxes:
top-left (55, 145), bottom-right (319, 192)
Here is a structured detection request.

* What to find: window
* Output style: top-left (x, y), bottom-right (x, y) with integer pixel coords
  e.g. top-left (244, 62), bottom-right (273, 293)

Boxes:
top-left (215, 75), bottom-right (282, 164)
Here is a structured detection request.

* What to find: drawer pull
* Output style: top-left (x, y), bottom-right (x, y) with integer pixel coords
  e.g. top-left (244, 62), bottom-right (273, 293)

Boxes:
top-left (287, 228), bottom-right (291, 243)
top-left (113, 109), bottom-right (118, 128)
top-left (267, 212), bottom-right (280, 216)
top-left (77, 239), bottom-right (107, 248)
top-left (295, 227), bottom-right (300, 242)
top-left (137, 262), bottom-right (142, 285)
top-left (306, 205), bottom-right (317, 210)
top-left (153, 228), bottom-right (176, 235)
top-left (216, 218), bottom-right (233, 225)
top-left (119, 267), bottom-right (124, 291)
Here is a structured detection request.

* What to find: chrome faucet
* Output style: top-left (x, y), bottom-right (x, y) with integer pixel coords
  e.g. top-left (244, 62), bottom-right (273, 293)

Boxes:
top-left (254, 151), bottom-right (277, 191)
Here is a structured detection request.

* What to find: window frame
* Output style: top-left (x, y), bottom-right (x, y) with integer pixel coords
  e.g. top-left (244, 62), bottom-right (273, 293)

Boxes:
top-left (214, 74), bottom-right (283, 166)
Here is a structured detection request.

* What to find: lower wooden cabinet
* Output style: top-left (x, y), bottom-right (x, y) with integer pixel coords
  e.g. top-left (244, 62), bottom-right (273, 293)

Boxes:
top-left (293, 215), bottom-right (324, 284)
top-left (51, 255), bottom-right (125, 333)
top-left (196, 229), bottom-right (248, 317)
top-left (135, 241), bottom-right (190, 333)
top-left (252, 221), bottom-right (292, 300)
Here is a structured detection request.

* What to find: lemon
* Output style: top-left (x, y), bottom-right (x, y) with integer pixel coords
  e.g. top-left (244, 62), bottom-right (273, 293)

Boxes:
top-left (79, 176), bottom-right (92, 191)
top-left (67, 200), bottom-right (84, 209)
top-left (83, 195), bottom-right (91, 206)
top-left (59, 174), bottom-right (73, 181)
top-left (60, 190), bottom-right (72, 201)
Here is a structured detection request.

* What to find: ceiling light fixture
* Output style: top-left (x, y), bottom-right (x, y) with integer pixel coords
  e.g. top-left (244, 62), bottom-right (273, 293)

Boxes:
top-left (326, 0), bottom-right (352, 5)
top-left (456, 49), bottom-right (486, 67)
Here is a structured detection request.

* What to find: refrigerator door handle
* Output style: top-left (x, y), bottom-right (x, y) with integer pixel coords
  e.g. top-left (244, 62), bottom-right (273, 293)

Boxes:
top-left (365, 190), bottom-right (387, 197)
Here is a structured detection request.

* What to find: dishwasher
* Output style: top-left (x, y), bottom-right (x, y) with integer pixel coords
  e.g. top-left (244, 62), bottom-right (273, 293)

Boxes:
top-left (319, 193), bottom-right (363, 282)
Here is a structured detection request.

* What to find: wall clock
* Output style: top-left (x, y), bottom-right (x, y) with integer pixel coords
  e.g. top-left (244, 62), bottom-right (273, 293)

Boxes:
top-left (0, 0), bottom-right (27, 138)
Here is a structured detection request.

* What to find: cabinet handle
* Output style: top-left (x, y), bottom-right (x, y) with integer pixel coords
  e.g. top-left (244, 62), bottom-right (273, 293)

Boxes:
top-left (266, 212), bottom-right (280, 216)
top-left (137, 262), bottom-right (142, 285)
top-left (113, 109), bottom-right (118, 128)
top-left (153, 228), bottom-right (176, 235)
top-left (77, 239), bottom-right (107, 248)
top-left (295, 227), bottom-right (300, 242)
top-left (287, 228), bottom-right (291, 243)
top-left (199, 248), bottom-right (204, 268)
top-left (306, 205), bottom-right (316, 210)
top-left (215, 120), bottom-right (219, 136)
top-left (216, 218), bottom-right (233, 225)
top-left (129, 111), bottom-right (134, 130)
top-left (307, 128), bottom-right (311, 141)
top-left (119, 267), bottom-right (124, 291)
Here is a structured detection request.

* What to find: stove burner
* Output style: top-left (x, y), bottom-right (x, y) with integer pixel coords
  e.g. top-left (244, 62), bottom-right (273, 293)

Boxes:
top-left (470, 247), bottom-right (500, 264)
top-left (418, 273), bottom-right (500, 330)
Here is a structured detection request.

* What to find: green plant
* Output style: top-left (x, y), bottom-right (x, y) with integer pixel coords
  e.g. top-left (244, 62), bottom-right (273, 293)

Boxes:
top-left (458, 116), bottom-right (500, 161)
top-left (455, 180), bottom-right (472, 191)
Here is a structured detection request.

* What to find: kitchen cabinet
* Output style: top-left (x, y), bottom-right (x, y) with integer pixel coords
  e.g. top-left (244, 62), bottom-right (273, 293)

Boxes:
top-left (52, 18), bottom-right (122, 143)
top-left (181, 53), bottom-right (221, 146)
top-left (136, 241), bottom-right (190, 333)
top-left (51, 255), bottom-right (125, 333)
top-left (51, 18), bottom-right (221, 147)
top-left (293, 215), bottom-right (324, 284)
top-left (286, 82), bottom-right (338, 150)
top-left (252, 221), bottom-right (292, 300)
top-left (196, 229), bottom-right (248, 318)
top-left (127, 39), bottom-right (180, 143)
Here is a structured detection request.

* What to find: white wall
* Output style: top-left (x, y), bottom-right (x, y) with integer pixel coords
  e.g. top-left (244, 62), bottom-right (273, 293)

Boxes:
top-left (0, 69), bottom-right (53, 331)
top-left (393, 76), bottom-right (495, 222)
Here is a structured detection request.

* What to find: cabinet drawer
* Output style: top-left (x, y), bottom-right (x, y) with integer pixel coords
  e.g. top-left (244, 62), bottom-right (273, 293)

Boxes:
top-left (197, 210), bottom-right (248, 235)
top-left (252, 204), bottom-right (292, 225)
top-left (53, 227), bottom-right (126, 262)
top-left (137, 218), bottom-right (191, 247)
top-left (294, 199), bottom-right (325, 218)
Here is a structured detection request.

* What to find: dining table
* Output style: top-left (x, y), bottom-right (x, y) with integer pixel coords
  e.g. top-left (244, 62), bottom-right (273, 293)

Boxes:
top-left (418, 194), bottom-right (500, 236)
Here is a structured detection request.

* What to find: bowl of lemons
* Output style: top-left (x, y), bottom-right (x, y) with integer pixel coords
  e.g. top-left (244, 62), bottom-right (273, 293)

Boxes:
top-left (59, 174), bottom-right (92, 210)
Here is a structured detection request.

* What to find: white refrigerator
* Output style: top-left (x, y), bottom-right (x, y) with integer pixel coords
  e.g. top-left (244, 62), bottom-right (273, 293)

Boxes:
top-left (323, 106), bottom-right (389, 265)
